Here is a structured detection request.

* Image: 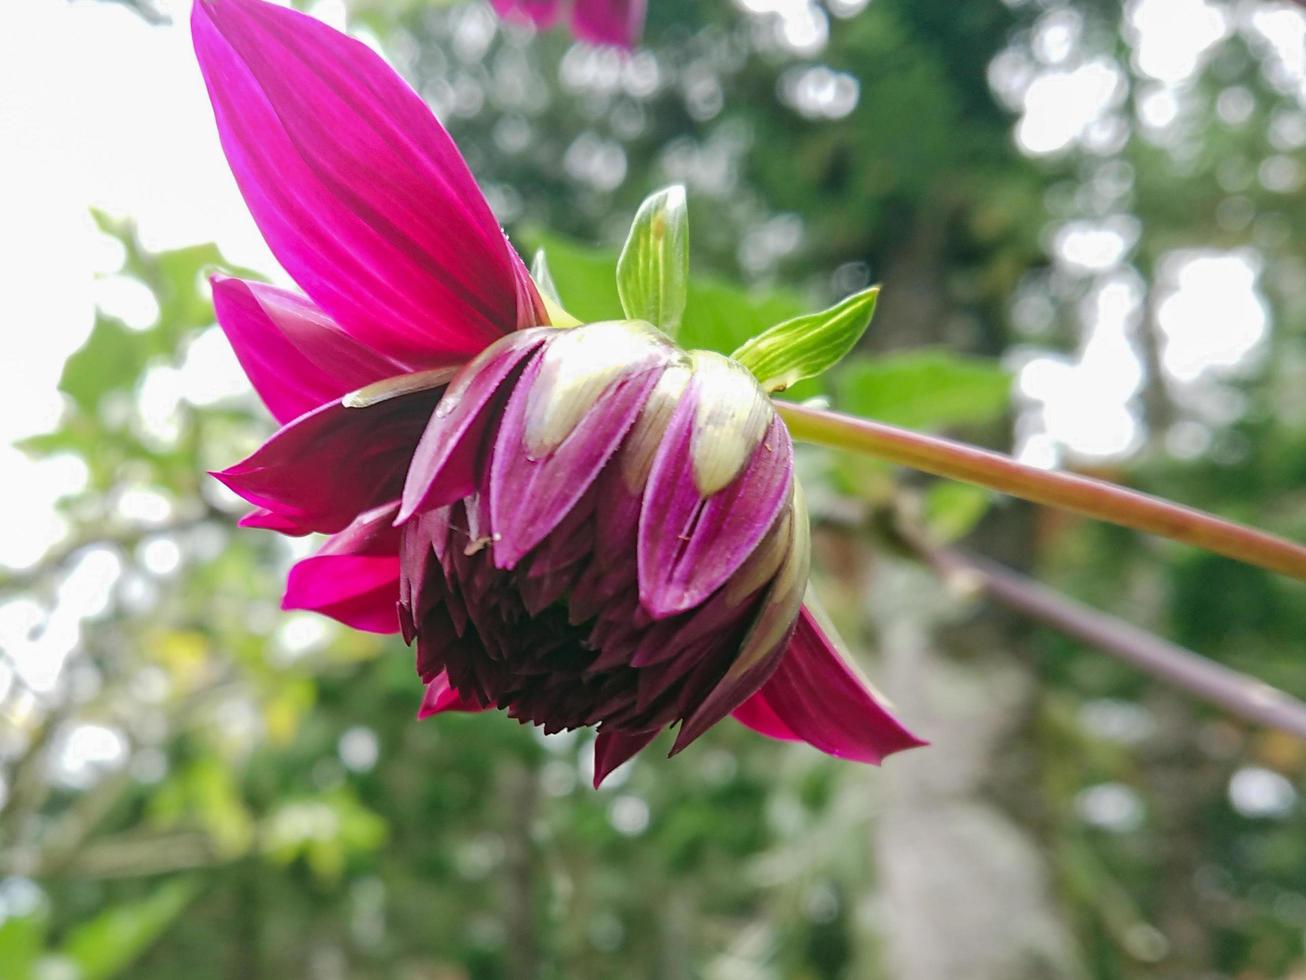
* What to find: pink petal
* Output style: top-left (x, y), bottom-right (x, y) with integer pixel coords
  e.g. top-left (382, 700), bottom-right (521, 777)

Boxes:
top-left (639, 406), bottom-right (793, 619)
top-left (193, 0), bottom-right (538, 364)
top-left (571, 0), bottom-right (645, 47)
top-left (489, 0), bottom-right (564, 29)
top-left (398, 330), bottom-right (553, 523)
top-left (213, 277), bottom-right (407, 424)
top-left (488, 357), bottom-right (665, 570)
top-left (732, 605), bottom-right (926, 764)
top-left (238, 507), bottom-right (312, 535)
top-left (418, 671), bottom-right (487, 719)
top-left (283, 555), bottom-right (400, 633)
top-left (215, 389), bottom-right (440, 533)
top-left (592, 728), bottom-right (658, 788)
top-left (281, 502), bottom-right (403, 632)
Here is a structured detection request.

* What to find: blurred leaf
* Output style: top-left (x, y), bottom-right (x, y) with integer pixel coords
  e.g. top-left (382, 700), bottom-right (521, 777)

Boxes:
top-left (616, 185), bottom-right (689, 335)
top-left (733, 286), bottom-right (878, 392)
top-left (59, 880), bottom-right (198, 980)
top-left (836, 350), bottom-right (1011, 430)
top-left (0, 913), bottom-right (44, 980)
top-left (59, 314), bottom-right (151, 414)
top-left (262, 791), bottom-right (388, 883)
top-left (924, 482), bottom-right (994, 542)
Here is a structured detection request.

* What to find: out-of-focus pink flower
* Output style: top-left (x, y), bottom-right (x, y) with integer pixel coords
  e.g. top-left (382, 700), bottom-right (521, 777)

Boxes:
top-left (490, 0), bottom-right (646, 48)
top-left (195, 0), bottom-right (922, 785)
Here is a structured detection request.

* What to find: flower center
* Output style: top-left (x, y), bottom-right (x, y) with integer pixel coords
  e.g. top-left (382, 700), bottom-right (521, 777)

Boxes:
top-left (404, 498), bottom-right (760, 736)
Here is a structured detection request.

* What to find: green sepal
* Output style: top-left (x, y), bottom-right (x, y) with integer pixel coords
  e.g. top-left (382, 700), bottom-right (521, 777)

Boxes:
top-left (531, 249), bottom-right (561, 303)
top-left (732, 285), bottom-right (879, 392)
top-left (616, 184), bottom-right (689, 336)
top-left (531, 248), bottom-right (581, 328)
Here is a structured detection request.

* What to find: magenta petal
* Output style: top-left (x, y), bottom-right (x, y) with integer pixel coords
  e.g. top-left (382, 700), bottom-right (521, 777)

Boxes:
top-left (730, 688), bottom-right (797, 741)
top-left (399, 330), bottom-right (552, 523)
top-left (733, 606), bottom-right (926, 764)
top-left (639, 407), bottom-right (793, 619)
top-left (282, 503), bottom-right (403, 632)
top-left (283, 555), bottom-right (400, 633)
top-left (489, 359), bottom-right (663, 570)
top-left (193, 0), bottom-right (531, 363)
top-left (592, 728), bottom-right (658, 788)
top-left (571, 0), bottom-right (645, 47)
top-left (238, 507), bottom-right (312, 535)
top-left (418, 671), bottom-right (487, 719)
top-left (213, 277), bottom-right (407, 424)
top-left (510, 247), bottom-right (551, 330)
top-left (216, 389), bottom-right (440, 533)
top-left (489, 0), bottom-right (564, 29)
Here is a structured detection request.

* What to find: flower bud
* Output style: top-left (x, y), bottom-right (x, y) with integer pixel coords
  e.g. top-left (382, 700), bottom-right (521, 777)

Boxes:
top-left (397, 320), bottom-right (806, 774)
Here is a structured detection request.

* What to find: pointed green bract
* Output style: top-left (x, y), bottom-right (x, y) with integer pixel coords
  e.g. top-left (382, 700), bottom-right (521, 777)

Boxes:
top-left (616, 184), bottom-right (689, 335)
top-left (530, 248), bottom-right (582, 328)
top-left (531, 249), bottom-right (561, 304)
top-left (732, 286), bottom-right (879, 393)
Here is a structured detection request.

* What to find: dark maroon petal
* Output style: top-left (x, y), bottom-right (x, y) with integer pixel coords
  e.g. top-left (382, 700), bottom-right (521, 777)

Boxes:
top-left (418, 672), bottom-right (488, 719)
top-left (571, 0), bottom-right (645, 47)
top-left (489, 355), bottom-right (666, 570)
top-left (193, 0), bottom-right (534, 363)
top-left (213, 277), bottom-right (407, 424)
top-left (592, 728), bottom-right (658, 788)
top-left (733, 605), bottom-right (926, 763)
top-left (639, 404), bottom-right (793, 619)
top-left (215, 388), bottom-right (440, 533)
top-left (238, 507), bottom-right (312, 535)
top-left (398, 330), bottom-right (553, 523)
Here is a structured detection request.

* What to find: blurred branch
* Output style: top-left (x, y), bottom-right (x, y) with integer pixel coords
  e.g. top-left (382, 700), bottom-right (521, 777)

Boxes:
top-left (0, 510), bottom-right (222, 596)
top-left (89, 0), bottom-right (170, 26)
top-left (3, 830), bottom-right (222, 880)
top-left (779, 401), bottom-right (1306, 583)
top-left (921, 544), bottom-right (1306, 742)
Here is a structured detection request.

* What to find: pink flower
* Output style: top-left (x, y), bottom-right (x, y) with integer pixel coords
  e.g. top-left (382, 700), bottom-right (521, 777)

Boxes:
top-left (195, 0), bottom-right (923, 785)
top-left (489, 0), bottom-right (646, 48)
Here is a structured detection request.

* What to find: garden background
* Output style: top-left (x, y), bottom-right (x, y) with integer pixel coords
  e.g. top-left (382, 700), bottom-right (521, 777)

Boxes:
top-left (3, 0), bottom-right (1306, 976)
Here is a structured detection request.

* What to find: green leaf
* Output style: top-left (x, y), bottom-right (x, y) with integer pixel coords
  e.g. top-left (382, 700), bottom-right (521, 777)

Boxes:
top-left (0, 912), bottom-right (45, 980)
top-left (676, 276), bottom-right (806, 359)
top-left (731, 286), bottom-right (879, 392)
top-left (925, 482), bottom-right (994, 542)
top-left (836, 350), bottom-right (1012, 430)
top-left (59, 880), bottom-right (198, 980)
top-left (616, 185), bottom-right (689, 334)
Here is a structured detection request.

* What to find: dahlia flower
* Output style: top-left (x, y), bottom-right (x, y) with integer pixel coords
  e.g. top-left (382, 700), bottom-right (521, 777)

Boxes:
top-left (195, 0), bottom-right (922, 785)
top-left (490, 0), bottom-right (646, 48)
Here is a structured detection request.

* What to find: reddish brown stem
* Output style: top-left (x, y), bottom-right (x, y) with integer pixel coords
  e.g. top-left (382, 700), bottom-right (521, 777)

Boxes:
top-left (777, 402), bottom-right (1306, 583)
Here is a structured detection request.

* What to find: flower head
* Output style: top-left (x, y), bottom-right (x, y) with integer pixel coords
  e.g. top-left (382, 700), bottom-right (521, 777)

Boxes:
top-left (196, 0), bottom-right (922, 785)
top-left (490, 0), bottom-right (646, 48)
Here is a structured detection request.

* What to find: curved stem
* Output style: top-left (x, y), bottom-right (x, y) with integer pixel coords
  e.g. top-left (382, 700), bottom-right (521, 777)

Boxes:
top-left (926, 546), bottom-right (1306, 741)
top-left (777, 401), bottom-right (1306, 583)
